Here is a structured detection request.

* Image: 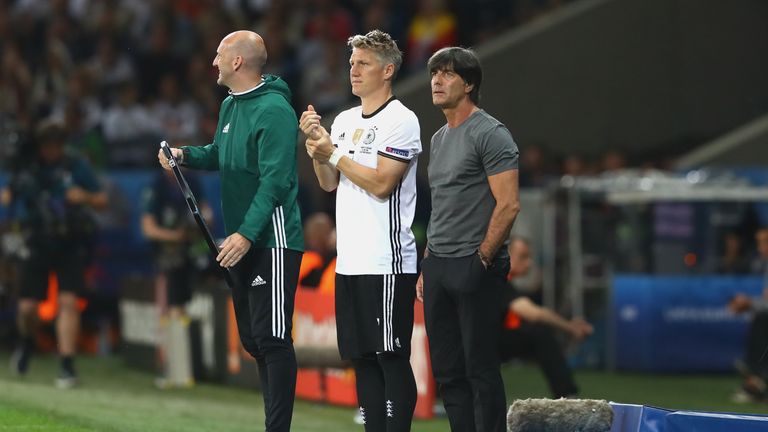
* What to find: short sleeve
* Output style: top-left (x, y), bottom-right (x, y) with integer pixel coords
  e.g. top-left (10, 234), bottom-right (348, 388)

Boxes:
top-left (479, 125), bottom-right (519, 176)
top-left (72, 159), bottom-right (102, 192)
top-left (329, 116), bottom-right (342, 149)
top-left (140, 186), bottom-right (156, 214)
top-left (377, 113), bottom-right (421, 163)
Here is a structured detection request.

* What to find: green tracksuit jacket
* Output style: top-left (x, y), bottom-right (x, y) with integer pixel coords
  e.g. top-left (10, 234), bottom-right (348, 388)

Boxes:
top-left (182, 75), bottom-right (303, 252)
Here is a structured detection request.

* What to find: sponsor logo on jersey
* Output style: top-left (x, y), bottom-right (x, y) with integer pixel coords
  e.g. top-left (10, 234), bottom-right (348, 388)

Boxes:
top-left (386, 147), bottom-right (409, 158)
top-left (337, 132), bottom-right (345, 140)
top-left (251, 275), bottom-right (266, 286)
top-left (222, 123), bottom-right (230, 133)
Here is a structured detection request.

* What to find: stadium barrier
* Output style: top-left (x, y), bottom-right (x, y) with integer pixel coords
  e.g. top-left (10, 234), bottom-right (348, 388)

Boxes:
top-left (610, 403), bottom-right (768, 432)
top-left (506, 400), bottom-right (768, 432)
top-left (612, 275), bottom-right (762, 371)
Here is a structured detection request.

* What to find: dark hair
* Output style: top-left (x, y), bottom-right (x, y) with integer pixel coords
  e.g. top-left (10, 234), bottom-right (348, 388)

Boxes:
top-left (427, 47), bottom-right (483, 104)
top-left (35, 120), bottom-right (66, 144)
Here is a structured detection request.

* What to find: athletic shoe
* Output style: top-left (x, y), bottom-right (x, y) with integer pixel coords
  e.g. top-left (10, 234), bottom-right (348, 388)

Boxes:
top-left (154, 375), bottom-right (194, 390)
top-left (740, 377), bottom-right (767, 401)
top-left (353, 408), bottom-right (365, 425)
top-left (155, 376), bottom-right (172, 390)
top-left (731, 388), bottom-right (760, 404)
top-left (353, 412), bottom-right (364, 425)
top-left (55, 368), bottom-right (78, 389)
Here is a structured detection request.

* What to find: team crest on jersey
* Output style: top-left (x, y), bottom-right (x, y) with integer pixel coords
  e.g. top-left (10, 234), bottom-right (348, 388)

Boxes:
top-left (352, 129), bottom-right (364, 145)
top-left (363, 128), bottom-right (376, 145)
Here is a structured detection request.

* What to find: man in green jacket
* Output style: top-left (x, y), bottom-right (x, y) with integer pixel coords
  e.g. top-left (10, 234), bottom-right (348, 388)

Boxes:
top-left (158, 30), bottom-right (303, 432)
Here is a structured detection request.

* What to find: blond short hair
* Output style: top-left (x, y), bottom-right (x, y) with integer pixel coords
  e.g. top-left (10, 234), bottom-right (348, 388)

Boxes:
top-left (348, 30), bottom-right (402, 79)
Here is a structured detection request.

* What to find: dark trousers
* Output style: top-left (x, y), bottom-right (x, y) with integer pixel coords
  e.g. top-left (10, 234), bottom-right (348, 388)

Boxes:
top-left (745, 310), bottom-right (768, 378)
top-left (422, 253), bottom-right (507, 432)
top-left (499, 323), bottom-right (578, 398)
top-left (231, 248), bottom-right (302, 432)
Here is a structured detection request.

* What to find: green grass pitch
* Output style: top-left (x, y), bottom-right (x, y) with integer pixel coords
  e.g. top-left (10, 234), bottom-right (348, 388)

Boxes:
top-left (0, 351), bottom-right (766, 431)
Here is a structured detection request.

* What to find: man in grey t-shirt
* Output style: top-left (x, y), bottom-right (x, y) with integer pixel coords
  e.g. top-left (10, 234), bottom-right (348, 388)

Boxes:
top-left (416, 47), bottom-right (520, 432)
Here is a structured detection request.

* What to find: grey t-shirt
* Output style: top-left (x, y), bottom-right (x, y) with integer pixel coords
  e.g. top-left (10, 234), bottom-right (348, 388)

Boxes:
top-left (427, 109), bottom-right (519, 257)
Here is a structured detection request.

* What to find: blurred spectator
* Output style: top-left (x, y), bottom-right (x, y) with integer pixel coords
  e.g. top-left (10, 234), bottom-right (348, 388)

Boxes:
top-left (405, 0), bottom-right (457, 72)
top-left (501, 236), bottom-right (593, 398)
top-left (141, 169), bottom-right (211, 388)
top-left (600, 150), bottom-right (627, 173)
top-left (0, 2), bottom-right (11, 45)
top-left (560, 154), bottom-right (588, 177)
top-left (299, 212), bottom-right (336, 288)
top-left (51, 69), bottom-right (103, 131)
top-left (0, 113), bottom-right (26, 167)
top-left (0, 0), bottom-right (561, 173)
top-left (195, 8), bottom-right (236, 61)
top-left (752, 228), bottom-right (768, 275)
top-left (304, 0), bottom-right (356, 44)
top-left (519, 144), bottom-right (554, 188)
top-left (223, 0), bottom-right (275, 23)
top-left (3, 120), bottom-right (107, 389)
top-left (259, 9), bottom-right (301, 109)
top-left (361, 0), bottom-right (407, 43)
top-left (43, 3), bottom-right (89, 62)
top-left (86, 35), bottom-right (136, 97)
top-left (61, 100), bottom-right (107, 169)
top-left (101, 80), bottom-right (159, 166)
top-left (30, 37), bottom-right (72, 118)
top-left (11, 0), bottom-right (58, 19)
top-left (134, 17), bottom-right (187, 100)
top-left (82, 0), bottom-right (137, 40)
top-left (300, 37), bottom-right (349, 115)
top-left (0, 43), bottom-right (33, 118)
top-left (185, 53), bottom-right (222, 105)
top-left (728, 227), bottom-right (768, 403)
top-left (151, 73), bottom-right (201, 146)
top-left (716, 231), bottom-right (752, 274)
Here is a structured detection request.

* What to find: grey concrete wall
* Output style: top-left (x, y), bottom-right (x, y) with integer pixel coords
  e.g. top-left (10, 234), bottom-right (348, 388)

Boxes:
top-left (676, 113), bottom-right (768, 168)
top-left (395, 0), bottom-right (768, 162)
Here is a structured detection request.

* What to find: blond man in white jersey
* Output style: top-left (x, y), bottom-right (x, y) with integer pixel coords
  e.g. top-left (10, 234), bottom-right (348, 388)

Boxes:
top-left (300, 30), bottom-right (421, 432)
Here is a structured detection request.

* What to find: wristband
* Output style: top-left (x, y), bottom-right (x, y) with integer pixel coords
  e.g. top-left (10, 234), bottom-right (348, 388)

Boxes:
top-left (328, 148), bottom-right (343, 167)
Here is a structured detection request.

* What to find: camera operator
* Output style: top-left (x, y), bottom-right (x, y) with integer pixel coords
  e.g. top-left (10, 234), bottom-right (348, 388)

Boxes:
top-left (2, 120), bottom-right (107, 389)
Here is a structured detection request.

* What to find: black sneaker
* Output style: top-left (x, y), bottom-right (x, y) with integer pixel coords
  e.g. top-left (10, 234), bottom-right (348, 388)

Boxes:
top-left (741, 375), bottom-right (767, 401)
top-left (10, 348), bottom-right (30, 376)
top-left (55, 367), bottom-right (78, 389)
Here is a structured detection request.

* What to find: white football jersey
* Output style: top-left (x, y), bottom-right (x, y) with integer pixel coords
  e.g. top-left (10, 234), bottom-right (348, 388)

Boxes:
top-left (331, 97), bottom-right (421, 275)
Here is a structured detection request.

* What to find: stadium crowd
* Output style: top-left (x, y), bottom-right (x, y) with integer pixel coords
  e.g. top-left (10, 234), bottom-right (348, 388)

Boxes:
top-left (0, 0), bottom-right (571, 170)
